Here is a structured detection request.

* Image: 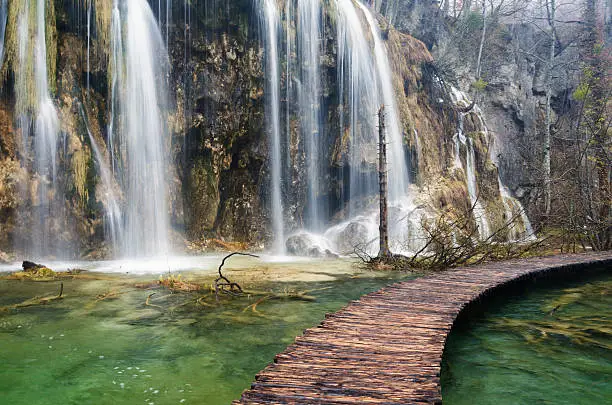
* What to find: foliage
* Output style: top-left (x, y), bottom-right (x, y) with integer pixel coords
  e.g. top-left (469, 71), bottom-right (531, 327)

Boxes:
top-left (471, 78), bottom-right (487, 92)
top-left (464, 11), bottom-right (484, 32)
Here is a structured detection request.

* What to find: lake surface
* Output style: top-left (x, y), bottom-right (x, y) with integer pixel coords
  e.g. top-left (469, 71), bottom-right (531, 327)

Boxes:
top-left (0, 257), bottom-right (410, 405)
top-left (442, 269), bottom-right (611, 405)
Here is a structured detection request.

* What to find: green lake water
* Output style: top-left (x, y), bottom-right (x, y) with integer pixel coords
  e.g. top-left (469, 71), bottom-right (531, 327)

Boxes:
top-left (0, 263), bottom-right (408, 405)
top-left (442, 269), bottom-right (611, 405)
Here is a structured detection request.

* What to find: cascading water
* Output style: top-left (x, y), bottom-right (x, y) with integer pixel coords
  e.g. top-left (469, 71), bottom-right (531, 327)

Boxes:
top-left (296, 0), bottom-right (324, 230)
top-left (450, 87), bottom-right (490, 239)
top-left (356, 0), bottom-right (408, 200)
top-left (465, 137), bottom-right (491, 239)
top-left (86, 0), bottom-right (91, 92)
top-left (108, 0), bottom-right (122, 176)
top-left (107, 0), bottom-right (171, 257)
top-left (0, 0), bottom-right (7, 69)
top-left (336, 0), bottom-right (381, 216)
top-left (285, 0), bottom-right (423, 257)
top-left (259, 0), bottom-right (285, 254)
top-left (79, 104), bottom-right (123, 250)
top-left (453, 114), bottom-right (466, 169)
top-left (13, 0), bottom-right (64, 258)
top-left (487, 125), bottom-right (535, 241)
top-left (450, 87), bottom-right (534, 241)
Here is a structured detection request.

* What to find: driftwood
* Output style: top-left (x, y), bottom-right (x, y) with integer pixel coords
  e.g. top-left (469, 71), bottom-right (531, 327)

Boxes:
top-left (243, 292), bottom-right (317, 314)
top-left (214, 252), bottom-right (259, 300)
top-left (145, 293), bottom-right (163, 309)
top-left (0, 282), bottom-right (64, 312)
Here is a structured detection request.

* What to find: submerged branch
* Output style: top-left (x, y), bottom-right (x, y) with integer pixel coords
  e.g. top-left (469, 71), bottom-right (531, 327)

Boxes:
top-left (214, 252), bottom-right (259, 300)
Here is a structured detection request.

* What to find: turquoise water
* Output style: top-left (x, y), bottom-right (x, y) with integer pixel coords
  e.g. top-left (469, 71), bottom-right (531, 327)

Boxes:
top-left (442, 270), bottom-right (611, 405)
top-left (0, 268), bottom-right (408, 404)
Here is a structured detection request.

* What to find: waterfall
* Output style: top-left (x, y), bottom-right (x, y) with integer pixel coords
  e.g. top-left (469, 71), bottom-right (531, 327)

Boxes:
top-left (296, 0), bottom-right (323, 230)
top-left (453, 113), bottom-right (466, 169)
top-left (336, 0), bottom-right (380, 216)
top-left (465, 138), bottom-right (491, 239)
top-left (259, 0), bottom-right (285, 254)
top-left (86, 0), bottom-right (91, 92)
top-left (450, 87), bottom-right (534, 241)
top-left (487, 121), bottom-right (535, 241)
top-left (79, 104), bottom-right (123, 251)
top-left (335, 0), bottom-right (410, 207)
top-left (108, 0), bottom-right (122, 176)
top-left (284, 1), bottom-right (423, 257)
top-left (450, 87), bottom-right (491, 239)
top-left (13, 0), bottom-right (63, 257)
top-left (0, 0), bottom-right (7, 69)
top-left (356, 0), bottom-right (409, 200)
top-left (108, 0), bottom-right (170, 257)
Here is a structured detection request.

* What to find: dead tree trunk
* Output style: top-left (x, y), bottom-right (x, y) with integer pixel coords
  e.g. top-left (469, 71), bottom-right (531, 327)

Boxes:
top-left (378, 106), bottom-right (391, 258)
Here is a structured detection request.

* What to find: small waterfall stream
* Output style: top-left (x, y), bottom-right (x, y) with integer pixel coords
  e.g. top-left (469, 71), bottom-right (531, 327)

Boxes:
top-left (79, 104), bottom-right (123, 251)
top-left (465, 137), bottom-right (491, 239)
top-left (336, 0), bottom-right (381, 216)
top-left (0, 0), bottom-right (7, 69)
top-left (451, 87), bottom-right (534, 241)
top-left (296, 0), bottom-right (324, 231)
top-left (284, 0), bottom-right (421, 256)
top-left (259, 0), bottom-right (285, 254)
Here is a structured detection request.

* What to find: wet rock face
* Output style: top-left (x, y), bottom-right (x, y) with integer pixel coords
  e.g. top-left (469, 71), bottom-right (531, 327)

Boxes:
top-left (173, 2), bottom-right (266, 244)
top-left (286, 232), bottom-right (334, 258)
top-left (331, 222), bottom-right (372, 255)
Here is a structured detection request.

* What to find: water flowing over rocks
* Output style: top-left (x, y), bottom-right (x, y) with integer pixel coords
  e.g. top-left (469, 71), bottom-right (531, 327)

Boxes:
top-left (0, 0), bottom-right (572, 259)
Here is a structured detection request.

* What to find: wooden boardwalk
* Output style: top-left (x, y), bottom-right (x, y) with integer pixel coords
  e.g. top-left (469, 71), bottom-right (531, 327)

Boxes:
top-left (234, 252), bottom-right (612, 404)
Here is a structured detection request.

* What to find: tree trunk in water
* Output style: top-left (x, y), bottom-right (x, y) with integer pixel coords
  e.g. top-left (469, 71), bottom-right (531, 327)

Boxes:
top-left (378, 106), bottom-right (391, 258)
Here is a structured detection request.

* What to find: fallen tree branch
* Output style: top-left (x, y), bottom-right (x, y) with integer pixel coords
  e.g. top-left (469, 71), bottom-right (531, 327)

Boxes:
top-left (214, 252), bottom-right (259, 300)
top-left (145, 293), bottom-right (163, 309)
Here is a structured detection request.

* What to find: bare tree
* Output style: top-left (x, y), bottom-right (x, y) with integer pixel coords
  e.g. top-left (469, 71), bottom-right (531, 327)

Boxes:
top-left (378, 106), bottom-right (391, 259)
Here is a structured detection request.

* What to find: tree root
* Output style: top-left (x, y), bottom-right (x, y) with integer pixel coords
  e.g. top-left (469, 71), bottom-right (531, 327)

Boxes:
top-left (214, 252), bottom-right (259, 300)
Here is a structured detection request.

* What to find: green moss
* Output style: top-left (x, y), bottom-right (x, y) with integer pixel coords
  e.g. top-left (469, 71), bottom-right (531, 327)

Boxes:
top-left (3, 0), bottom-right (58, 108)
top-left (45, 0), bottom-right (57, 94)
top-left (71, 147), bottom-right (92, 209)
